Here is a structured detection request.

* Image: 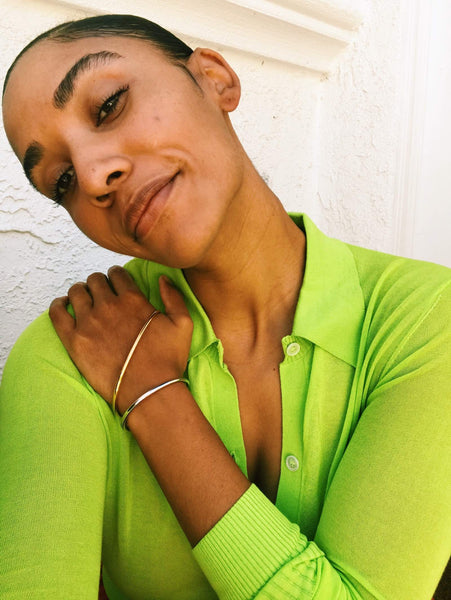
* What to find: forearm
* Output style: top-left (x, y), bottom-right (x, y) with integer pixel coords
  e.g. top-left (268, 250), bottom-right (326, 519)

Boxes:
top-left (123, 385), bottom-right (361, 600)
top-left (126, 381), bottom-right (250, 546)
top-left (125, 373), bottom-right (450, 600)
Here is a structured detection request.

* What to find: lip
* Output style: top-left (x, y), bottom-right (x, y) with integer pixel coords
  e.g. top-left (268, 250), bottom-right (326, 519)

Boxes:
top-left (124, 173), bottom-right (178, 239)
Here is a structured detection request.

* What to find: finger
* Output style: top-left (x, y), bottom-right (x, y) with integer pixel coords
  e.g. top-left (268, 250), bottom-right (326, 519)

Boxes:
top-left (159, 276), bottom-right (191, 325)
top-left (107, 265), bottom-right (141, 295)
top-left (67, 282), bottom-right (93, 317)
top-left (49, 296), bottom-right (75, 338)
top-left (86, 272), bottom-right (114, 305)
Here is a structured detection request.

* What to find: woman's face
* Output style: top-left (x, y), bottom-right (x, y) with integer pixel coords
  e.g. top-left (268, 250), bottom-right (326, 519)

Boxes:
top-left (2, 36), bottom-right (244, 266)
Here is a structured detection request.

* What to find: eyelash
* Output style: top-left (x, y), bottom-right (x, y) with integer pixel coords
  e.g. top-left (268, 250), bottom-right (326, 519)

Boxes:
top-left (50, 166), bottom-right (75, 205)
top-left (50, 85), bottom-right (130, 205)
top-left (95, 84), bottom-right (129, 127)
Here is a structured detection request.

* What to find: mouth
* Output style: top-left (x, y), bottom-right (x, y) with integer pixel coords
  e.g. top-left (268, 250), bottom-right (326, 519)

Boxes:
top-left (125, 172), bottom-right (179, 240)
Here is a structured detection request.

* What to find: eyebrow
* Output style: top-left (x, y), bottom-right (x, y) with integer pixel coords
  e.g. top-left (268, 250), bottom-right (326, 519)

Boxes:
top-left (23, 141), bottom-right (44, 189)
top-left (53, 50), bottom-right (123, 109)
top-left (21, 51), bottom-right (123, 188)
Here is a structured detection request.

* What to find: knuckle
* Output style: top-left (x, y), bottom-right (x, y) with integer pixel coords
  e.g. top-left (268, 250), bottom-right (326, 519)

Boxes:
top-left (69, 281), bottom-right (86, 294)
top-left (180, 313), bottom-right (194, 329)
top-left (108, 264), bottom-right (125, 275)
top-left (86, 271), bottom-right (106, 284)
top-left (49, 296), bottom-right (59, 308)
top-left (49, 296), bottom-right (63, 308)
top-left (93, 298), bottom-right (115, 318)
top-left (48, 300), bottom-right (58, 319)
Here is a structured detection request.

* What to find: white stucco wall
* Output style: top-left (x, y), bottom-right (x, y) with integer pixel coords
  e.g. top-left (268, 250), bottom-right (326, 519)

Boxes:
top-left (315, 0), bottom-right (402, 250)
top-left (0, 0), bottom-right (448, 375)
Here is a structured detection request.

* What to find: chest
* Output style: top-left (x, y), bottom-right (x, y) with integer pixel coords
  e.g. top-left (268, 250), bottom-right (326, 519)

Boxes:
top-left (104, 344), bottom-right (361, 598)
top-left (230, 362), bottom-right (283, 502)
top-left (188, 341), bottom-right (357, 526)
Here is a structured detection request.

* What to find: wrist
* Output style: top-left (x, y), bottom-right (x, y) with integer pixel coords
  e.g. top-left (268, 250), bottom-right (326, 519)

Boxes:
top-left (123, 378), bottom-right (191, 433)
top-left (115, 369), bottom-right (185, 416)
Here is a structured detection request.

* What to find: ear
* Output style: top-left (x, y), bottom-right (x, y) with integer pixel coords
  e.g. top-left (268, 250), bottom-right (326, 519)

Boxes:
top-left (187, 48), bottom-right (241, 112)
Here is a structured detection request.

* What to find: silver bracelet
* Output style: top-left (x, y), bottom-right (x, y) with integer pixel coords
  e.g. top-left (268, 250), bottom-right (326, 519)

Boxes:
top-left (121, 378), bottom-right (189, 430)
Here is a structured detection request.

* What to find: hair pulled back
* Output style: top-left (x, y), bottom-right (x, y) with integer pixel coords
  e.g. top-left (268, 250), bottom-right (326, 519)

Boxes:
top-left (3, 14), bottom-right (193, 96)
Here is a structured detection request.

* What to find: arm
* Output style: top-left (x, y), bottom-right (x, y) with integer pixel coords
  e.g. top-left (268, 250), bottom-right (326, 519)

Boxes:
top-left (313, 285), bottom-right (451, 599)
top-left (50, 267), bottom-right (451, 600)
top-left (0, 313), bottom-right (108, 599)
top-left (192, 281), bottom-right (451, 600)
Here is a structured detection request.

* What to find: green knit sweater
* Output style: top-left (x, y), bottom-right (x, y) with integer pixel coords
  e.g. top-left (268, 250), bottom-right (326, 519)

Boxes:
top-left (1, 215), bottom-right (450, 599)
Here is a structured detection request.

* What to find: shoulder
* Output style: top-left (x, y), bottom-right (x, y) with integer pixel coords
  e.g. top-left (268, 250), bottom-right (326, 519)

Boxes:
top-left (348, 244), bottom-right (450, 329)
top-left (349, 243), bottom-right (450, 303)
top-left (348, 246), bottom-right (451, 403)
top-left (1, 256), bottom-right (166, 400)
top-left (124, 257), bottom-right (179, 309)
top-left (124, 257), bottom-right (154, 297)
top-left (0, 310), bottom-right (112, 435)
top-left (3, 310), bottom-right (73, 379)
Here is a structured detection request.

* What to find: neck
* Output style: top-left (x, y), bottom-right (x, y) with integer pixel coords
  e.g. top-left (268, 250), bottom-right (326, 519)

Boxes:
top-left (183, 165), bottom-right (306, 347)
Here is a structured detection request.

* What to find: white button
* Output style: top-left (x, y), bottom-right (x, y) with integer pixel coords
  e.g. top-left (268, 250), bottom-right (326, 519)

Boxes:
top-left (285, 455), bottom-right (299, 472)
top-left (286, 342), bottom-right (301, 356)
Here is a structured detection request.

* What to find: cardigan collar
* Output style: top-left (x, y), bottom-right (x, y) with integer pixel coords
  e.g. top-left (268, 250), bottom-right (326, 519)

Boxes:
top-left (149, 214), bottom-right (365, 367)
top-left (290, 214), bottom-right (365, 367)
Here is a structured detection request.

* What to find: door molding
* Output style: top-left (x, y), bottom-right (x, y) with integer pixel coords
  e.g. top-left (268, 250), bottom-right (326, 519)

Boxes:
top-left (394, 0), bottom-right (431, 256)
top-left (51, 0), bottom-right (366, 72)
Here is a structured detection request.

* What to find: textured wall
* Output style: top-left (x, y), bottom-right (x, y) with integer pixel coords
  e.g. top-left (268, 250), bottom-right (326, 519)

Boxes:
top-left (315, 0), bottom-right (402, 249)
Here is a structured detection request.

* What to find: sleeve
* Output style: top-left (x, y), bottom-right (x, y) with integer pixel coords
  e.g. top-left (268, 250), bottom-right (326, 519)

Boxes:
top-left (193, 284), bottom-right (451, 600)
top-left (0, 312), bottom-right (109, 599)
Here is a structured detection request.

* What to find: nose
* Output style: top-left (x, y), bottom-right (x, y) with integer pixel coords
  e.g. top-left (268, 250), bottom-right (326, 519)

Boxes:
top-left (73, 149), bottom-right (132, 207)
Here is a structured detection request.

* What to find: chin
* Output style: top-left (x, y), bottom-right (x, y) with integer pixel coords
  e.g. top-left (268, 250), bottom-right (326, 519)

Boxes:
top-left (138, 236), bottom-right (213, 270)
top-left (140, 215), bottom-right (224, 269)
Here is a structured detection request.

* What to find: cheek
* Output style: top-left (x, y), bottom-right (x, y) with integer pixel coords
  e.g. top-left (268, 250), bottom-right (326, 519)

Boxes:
top-left (67, 206), bottom-right (106, 243)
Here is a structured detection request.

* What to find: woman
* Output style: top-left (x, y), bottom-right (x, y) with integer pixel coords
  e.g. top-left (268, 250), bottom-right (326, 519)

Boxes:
top-left (0, 14), bottom-right (449, 600)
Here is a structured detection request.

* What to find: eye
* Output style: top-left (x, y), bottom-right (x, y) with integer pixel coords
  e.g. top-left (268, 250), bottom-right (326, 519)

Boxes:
top-left (51, 166), bottom-right (76, 205)
top-left (95, 85), bottom-right (129, 127)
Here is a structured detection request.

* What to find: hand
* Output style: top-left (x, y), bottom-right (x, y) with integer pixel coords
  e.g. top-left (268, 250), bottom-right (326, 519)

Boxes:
top-left (49, 266), bottom-right (193, 413)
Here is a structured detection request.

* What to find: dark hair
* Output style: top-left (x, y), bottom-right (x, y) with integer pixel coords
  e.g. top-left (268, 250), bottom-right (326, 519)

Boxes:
top-left (3, 14), bottom-right (193, 96)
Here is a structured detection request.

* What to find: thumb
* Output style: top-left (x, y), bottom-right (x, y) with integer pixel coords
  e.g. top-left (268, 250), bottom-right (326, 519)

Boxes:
top-left (159, 276), bottom-right (191, 326)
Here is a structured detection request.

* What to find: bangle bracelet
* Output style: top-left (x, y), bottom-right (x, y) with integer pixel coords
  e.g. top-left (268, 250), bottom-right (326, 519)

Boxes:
top-left (112, 309), bottom-right (160, 414)
top-left (121, 378), bottom-right (189, 430)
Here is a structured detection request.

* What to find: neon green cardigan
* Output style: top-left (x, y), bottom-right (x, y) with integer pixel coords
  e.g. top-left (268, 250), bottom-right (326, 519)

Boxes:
top-left (0, 215), bottom-right (450, 599)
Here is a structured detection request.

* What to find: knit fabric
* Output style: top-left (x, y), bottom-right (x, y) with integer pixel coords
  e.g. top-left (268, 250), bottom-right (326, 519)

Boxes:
top-left (1, 215), bottom-right (449, 599)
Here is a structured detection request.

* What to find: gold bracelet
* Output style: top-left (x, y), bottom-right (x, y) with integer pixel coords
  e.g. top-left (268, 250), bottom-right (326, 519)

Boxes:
top-left (112, 309), bottom-right (160, 414)
top-left (121, 378), bottom-right (189, 430)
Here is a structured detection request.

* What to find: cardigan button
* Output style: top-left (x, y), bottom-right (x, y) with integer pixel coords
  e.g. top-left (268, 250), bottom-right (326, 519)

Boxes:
top-left (285, 455), bottom-right (299, 472)
top-left (286, 342), bottom-right (301, 356)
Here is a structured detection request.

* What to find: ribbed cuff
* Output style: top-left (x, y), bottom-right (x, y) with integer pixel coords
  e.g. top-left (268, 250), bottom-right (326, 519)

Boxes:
top-left (193, 484), bottom-right (310, 600)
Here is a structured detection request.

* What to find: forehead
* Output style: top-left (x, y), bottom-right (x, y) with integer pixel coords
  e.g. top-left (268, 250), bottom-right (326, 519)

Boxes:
top-left (2, 36), bottom-right (165, 155)
top-left (5, 34), bottom-right (163, 91)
